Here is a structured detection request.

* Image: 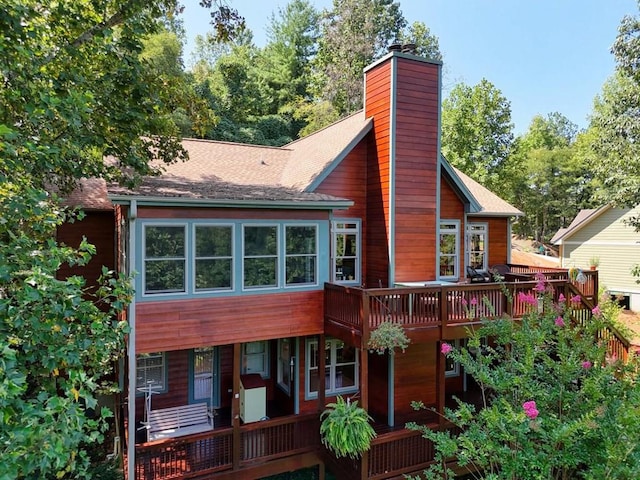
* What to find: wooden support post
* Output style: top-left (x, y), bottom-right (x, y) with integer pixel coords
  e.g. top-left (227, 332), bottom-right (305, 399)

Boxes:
top-left (232, 342), bottom-right (241, 470)
top-left (318, 334), bottom-right (326, 413)
top-left (361, 451), bottom-right (369, 480)
top-left (361, 292), bottom-right (370, 411)
top-left (440, 288), bottom-right (448, 340)
top-left (436, 341), bottom-right (446, 428)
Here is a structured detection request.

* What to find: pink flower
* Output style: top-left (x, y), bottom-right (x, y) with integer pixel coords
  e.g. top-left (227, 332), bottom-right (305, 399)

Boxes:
top-left (470, 297), bottom-right (478, 306)
top-left (555, 316), bottom-right (565, 327)
top-left (523, 401), bottom-right (539, 420)
top-left (534, 273), bottom-right (546, 292)
top-left (592, 306), bottom-right (602, 317)
top-left (582, 361), bottom-right (592, 369)
top-left (570, 294), bottom-right (581, 304)
top-left (558, 293), bottom-right (566, 303)
top-left (460, 297), bottom-right (468, 307)
top-left (441, 343), bottom-right (452, 355)
top-left (517, 291), bottom-right (537, 306)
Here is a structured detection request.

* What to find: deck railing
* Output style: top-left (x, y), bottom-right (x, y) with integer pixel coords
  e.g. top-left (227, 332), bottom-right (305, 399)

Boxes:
top-left (325, 270), bottom-right (627, 362)
top-left (367, 429), bottom-right (436, 479)
top-left (133, 413), bottom-right (319, 480)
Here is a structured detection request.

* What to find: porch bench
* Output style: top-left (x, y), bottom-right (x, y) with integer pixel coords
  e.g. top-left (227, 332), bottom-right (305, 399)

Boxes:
top-left (147, 403), bottom-right (213, 441)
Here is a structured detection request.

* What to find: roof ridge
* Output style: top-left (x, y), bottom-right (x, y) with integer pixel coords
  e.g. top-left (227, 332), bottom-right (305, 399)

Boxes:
top-left (182, 137), bottom-right (292, 151)
top-left (284, 109), bottom-right (365, 148)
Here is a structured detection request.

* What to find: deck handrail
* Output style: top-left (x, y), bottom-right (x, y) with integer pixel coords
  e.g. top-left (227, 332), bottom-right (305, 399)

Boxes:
top-left (133, 413), bottom-right (319, 480)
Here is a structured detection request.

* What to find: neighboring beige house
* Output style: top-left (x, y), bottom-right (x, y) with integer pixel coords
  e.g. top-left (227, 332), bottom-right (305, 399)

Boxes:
top-left (551, 205), bottom-right (640, 311)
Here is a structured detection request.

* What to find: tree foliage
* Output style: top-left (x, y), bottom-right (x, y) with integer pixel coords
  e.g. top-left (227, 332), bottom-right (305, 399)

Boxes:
top-left (441, 79), bottom-right (515, 192)
top-left (408, 284), bottom-right (640, 479)
top-left (0, 0), bottom-right (242, 477)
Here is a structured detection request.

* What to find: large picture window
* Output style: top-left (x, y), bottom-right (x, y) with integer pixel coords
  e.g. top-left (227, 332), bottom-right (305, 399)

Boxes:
top-left (307, 338), bottom-right (358, 398)
top-left (195, 225), bottom-right (233, 291)
top-left (468, 223), bottom-right (488, 271)
top-left (136, 352), bottom-right (166, 392)
top-left (144, 225), bottom-right (186, 294)
top-left (439, 221), bottom-right (459, 280)
top-left (285, 225), bottom-right (317, 285)
top-left (243, 226), bottom-right (278, 288)
top-left (332, 221), bottom-right (360, 284)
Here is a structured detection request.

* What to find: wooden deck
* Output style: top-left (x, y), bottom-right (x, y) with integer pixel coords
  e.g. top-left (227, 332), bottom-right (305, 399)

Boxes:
top-left (126, 267), bottom-right (632, 480)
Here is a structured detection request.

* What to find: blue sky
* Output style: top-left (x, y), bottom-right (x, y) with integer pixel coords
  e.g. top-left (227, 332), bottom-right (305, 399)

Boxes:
top-left (182, 0), bottom-right (638, 135)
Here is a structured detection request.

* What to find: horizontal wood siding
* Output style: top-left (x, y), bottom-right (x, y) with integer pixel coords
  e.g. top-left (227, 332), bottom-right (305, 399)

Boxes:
top-left (393, 342), bottom-right (437, 420)
top-left (394, 59), bottom-right (440, 282)
top-left (137, 207), bottom-right (329, 221)
top-left (440, 178), bottom-right (466, 280)
top-left (562, 207), bottom-right (640, 293)
top-left (136, 291), bottom-right (323, 353)
top-left (365, 61), bottom-right (392, 287)
top-left (315, 139), bottom-right (369, 284)
top-left (56, 210), bottom-right (115, 290)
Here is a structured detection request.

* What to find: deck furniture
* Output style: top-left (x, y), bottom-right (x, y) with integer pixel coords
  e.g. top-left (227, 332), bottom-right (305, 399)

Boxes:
top-left (466, 266), bottom-right (490, 282)
top-left (147, 403), bottom-right (213, 441)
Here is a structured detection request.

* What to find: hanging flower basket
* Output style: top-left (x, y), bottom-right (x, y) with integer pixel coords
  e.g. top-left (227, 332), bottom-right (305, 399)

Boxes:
top-left (367, 320), bottom-right (410, 355)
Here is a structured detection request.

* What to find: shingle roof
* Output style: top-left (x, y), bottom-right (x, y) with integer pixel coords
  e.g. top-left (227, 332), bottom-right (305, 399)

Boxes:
top-left (452, 167), bottom-right (523, 216)
top-left (60, 178), bottom-right (113, 210)
top-left (551, 207), bottom-right (608, 244)
top-left (282, 111), bottom-right (372, 190)
top-left (65, 111), bottom-right (518, 215)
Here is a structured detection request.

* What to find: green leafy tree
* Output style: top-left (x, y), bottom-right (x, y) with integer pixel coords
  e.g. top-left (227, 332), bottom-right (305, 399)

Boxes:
top-left (0, 0), bottom-right (242, 476)
top-left (408, 284), bottom-right (640, 479)
top-left (441, 79), bottom-right (515, 192)
top-left (0, 183), bottom-right (132, 478)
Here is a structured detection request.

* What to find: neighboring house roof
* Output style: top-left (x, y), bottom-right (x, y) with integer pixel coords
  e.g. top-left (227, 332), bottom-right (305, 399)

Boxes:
top-left (59, 178), bottom-right (114, 211)
top-left (65, 111), bottom-right (518, 215)
top-left (551, 206), bottom-right (610, 244)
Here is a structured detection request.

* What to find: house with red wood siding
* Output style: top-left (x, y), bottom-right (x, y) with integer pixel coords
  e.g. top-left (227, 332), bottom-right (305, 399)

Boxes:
top-left (63, 50), bottom-right (561, 480)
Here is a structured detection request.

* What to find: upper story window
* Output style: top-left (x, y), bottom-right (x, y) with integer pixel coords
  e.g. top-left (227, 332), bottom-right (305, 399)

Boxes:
top-left (195, 225), bottom-right (233, 291)
top-left (332, 221), bottom-right (360, 284)
top-left (286, 225), bottom-right (317, 285)
top-left (136, 352), bottom-right (167, 393)
top-left (144, 225), bottom-right (186, 294)
top-left (140, 220), bottom-right (323, 298)
top-left (439, 221), bottom-right (459, 280)
top-left (243, 226), bottom-right (278, 288)
top-left (468, 223), bottom-right (488, 272)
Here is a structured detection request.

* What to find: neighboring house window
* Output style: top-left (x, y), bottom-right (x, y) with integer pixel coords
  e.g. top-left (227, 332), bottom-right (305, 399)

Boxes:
top-left (445, 340), bottom-right (460, 377)
top-left (243, 225), bottom-right (278, 288)
top-left (332, 221), bottom-right (360, 284)
top-left (144, 225), bottom-right (186, 294)
top-left (194, 225), bottom-right (233, 291)
top-left (285, 225), bottom-right (317, 285)
top-left (439, 221), bottom-right (459, 280)
top-left (277, 338), bottom-right (293, 394)
top-left (307, 338), bottom-right (358, 398)
top-left (468, 223), bottom-right (488, 271)
top-left (136, 352), bottom-right (166, 392)
top-left (242, 341), bottom-right (269, 378)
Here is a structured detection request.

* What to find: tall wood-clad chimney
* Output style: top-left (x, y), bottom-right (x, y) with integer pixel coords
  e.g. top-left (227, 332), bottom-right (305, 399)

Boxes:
top-left (364, 50), bottom-right (442, 286)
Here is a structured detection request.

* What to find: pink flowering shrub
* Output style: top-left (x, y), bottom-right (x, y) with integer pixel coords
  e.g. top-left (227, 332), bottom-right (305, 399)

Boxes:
top-left (407, 286), bottom-right (640, 479)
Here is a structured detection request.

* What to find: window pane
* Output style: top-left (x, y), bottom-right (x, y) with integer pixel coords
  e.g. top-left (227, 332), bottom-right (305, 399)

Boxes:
top-left (335, 341), bottom-right (355, 363)
top-left (335, 364), bottom-right (356, 389)
top-left (145, 260), bottom-right (185, 293)
top-left (244, 226), bottom-right (277, 256)
top-left (196, 226), bottom-right (232, 257)
top-left (195, 259), bottom-right (232, 290)
top-left (286, 256), bottom-right (316, 284)
top-left (244, 257), bottom-right (277, 287)
top-left (440, 233), bottom-right (456, 255)
top-left (286, 226), bottom-right (316, 254)
top-left (309, 368), bottom-right (319, 394)
top-left (146, 226), bottom-right (184, 257)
